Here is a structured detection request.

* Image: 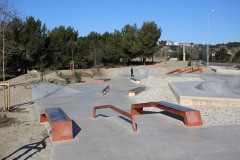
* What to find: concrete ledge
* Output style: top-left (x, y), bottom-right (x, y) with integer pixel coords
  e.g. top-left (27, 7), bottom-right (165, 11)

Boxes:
top-left (40, 108), bottom-right (73, 142)
top-left (130, 78), bottom-right (141, 83)
top-left (211, 66), bottom-right (240, 75)
top-left (128, 86), bottom-right (146, 96)
top-left (91, 78), bottom-right (111, 83)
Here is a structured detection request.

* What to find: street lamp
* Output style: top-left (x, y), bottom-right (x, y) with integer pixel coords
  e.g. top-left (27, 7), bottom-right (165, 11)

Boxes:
top-left (207, 9), bottom-right (215, 67)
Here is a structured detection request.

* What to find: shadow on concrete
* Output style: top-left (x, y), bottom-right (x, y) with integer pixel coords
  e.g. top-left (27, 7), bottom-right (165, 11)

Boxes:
top-left (2, 136), bottom-right (49, 160)
top-left (161, 111), bottom-right (184, 123)
top-left (95, 114), bottom-right (133, 124)
top-left (95, 111), bottom-right (184, 127)
top-left (33, 86), bottom-right (63, 102)
top-left (142, 111), bottom-right (161, 115)
top-left (94, 114), bottom-right (136, 130)
top-left (119, 116), bottom-right (138, 131)
top-left (118, 116), bottom-right (132, 124)
top-left (72, 120), bottom-right (81, 138)
top-left (95, 114), bottom-right (109, 118)
top-left (142, 111), bottom-right (184, 124)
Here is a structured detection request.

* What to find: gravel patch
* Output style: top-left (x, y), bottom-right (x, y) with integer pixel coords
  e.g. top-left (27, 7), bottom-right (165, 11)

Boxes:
top-left (135, 76), bottom-right (240, 126)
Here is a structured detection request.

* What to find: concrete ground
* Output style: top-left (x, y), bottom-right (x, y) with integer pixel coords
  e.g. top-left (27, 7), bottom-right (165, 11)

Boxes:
top-left (32, 72), bottom-right (240, 160)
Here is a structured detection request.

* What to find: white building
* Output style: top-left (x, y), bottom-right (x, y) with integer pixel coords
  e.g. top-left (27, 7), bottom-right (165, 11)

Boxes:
top-left (166, 41), bottom-right (179, 46)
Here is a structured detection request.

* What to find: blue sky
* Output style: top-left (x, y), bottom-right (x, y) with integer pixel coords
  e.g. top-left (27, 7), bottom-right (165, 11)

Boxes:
top-left (10, 0), bottom-right (240, 44)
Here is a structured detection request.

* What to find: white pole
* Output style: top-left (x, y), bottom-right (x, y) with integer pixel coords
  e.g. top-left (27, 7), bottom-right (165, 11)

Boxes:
top-left (207, 10), bottom-right (215, 67)
top-left (183, 45), bottom-right (186, 61)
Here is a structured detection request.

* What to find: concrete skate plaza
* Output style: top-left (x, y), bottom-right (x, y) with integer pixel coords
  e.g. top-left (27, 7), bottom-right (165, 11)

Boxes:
top-left (32, 68), bottom-right (240, 160)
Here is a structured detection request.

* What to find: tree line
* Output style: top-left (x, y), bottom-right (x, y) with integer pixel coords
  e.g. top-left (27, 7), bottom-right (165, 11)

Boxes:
top-left (1, 10), bottom-right (161, 77)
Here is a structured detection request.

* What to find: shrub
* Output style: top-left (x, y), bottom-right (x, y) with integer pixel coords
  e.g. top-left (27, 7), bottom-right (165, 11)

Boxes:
top-left (57, 72), bottom-right (64, 78)
top-left (104, 63), bottom-right (115, 69)
top-left (73, 71), bottom-right (81, 83)
top-left (232, 51), bottom-right (240, 63)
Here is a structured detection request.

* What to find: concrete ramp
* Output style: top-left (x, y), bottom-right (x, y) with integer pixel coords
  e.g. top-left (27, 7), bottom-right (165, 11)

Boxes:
top-left (115, 67), bottom-right (156, 79)
top-left (32, 82), bottom-right (81, 101)
top-left (223, 76), bottom-right (240, 94)
top-left (195, 81), bottom-right (240, 95)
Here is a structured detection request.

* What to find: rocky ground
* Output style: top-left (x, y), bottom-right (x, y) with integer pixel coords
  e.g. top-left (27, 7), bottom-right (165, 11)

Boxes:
top-left (136, 76), bottom-right (240, 125)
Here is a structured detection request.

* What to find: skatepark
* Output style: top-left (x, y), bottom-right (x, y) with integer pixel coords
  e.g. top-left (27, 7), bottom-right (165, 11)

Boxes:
top-left (31, 65), bottom-right (240, 160)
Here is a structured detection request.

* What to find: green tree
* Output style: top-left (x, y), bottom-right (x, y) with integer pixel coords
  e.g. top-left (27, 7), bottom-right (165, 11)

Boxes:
top-left (17, 17), bottom-right (49, 73)
top-left (138, 22), bottom-right (161, 62)
top-left (121, 24), bottom-right (139, 63)
top-left (102, 30), bottom-right (123, 64)
top-left (86, 31), bottom-right (103, 67)
top-left (232, 51), bottom-right (240, 63)
top-left (4, 17), bottom-right (25, 75)
top-left (75, 37), bottom-right (90, 69)
top-left (75, 32), bottom-right (103, 68)
top-left (225, 42), bottom-right (240, 48)
top-left (48, 26), bottom-right (78, 69)
top-left (6, 17), bottom-right (49, 74)
top-left (23, 17), bottom-right (49, 71)
top-left (215, 47), bottom-right (231, 62)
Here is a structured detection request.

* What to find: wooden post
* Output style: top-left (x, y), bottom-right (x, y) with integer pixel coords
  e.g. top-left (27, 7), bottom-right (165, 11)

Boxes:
top-left (70, 61), bottom-right (74, 71)
top-left (0, 83), bottom-right (10, 110)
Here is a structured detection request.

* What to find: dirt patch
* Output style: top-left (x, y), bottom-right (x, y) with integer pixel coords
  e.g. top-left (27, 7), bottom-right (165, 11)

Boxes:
top-left (91, 68), bottom-right (103, 77)
top-left (0, 113), bottom-right (20, 128)
top-left (9, 107), bottom-right (30, 113)
top-left (81, 71), bottom-right (93, 78)
top-left (0, 76), bottom-right (51, 160)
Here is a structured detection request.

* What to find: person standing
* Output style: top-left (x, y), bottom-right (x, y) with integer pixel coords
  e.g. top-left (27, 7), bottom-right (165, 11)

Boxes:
top-left (131, 67), bottom-right (134, 77)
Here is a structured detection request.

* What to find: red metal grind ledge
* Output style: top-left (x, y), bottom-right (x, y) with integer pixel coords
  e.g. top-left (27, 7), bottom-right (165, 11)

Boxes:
top-left (40, 108), bottom-right (73, 142)
top-left (131, 101), bottom-right (203, 127)
top-left (93, 102), bottom-right (203, 132)
top-left (93, 105), bottom-right (137, 132)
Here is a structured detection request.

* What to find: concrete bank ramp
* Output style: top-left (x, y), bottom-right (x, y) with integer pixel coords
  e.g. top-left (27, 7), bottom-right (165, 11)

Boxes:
top-left (181, 74), bottom-right (240, 95)
top-left (195, 81), bottom-right (240, 95)
top-left (203, 74), bottom-right (240, 95)
top-left (224, 75), bottom-right (240, 94)
top-left (32, 82), bottom-right (81, 101)
top-left (211, 66), bottom-right (240, 74)
top-left (115, 66), bottom-right (156, 79)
